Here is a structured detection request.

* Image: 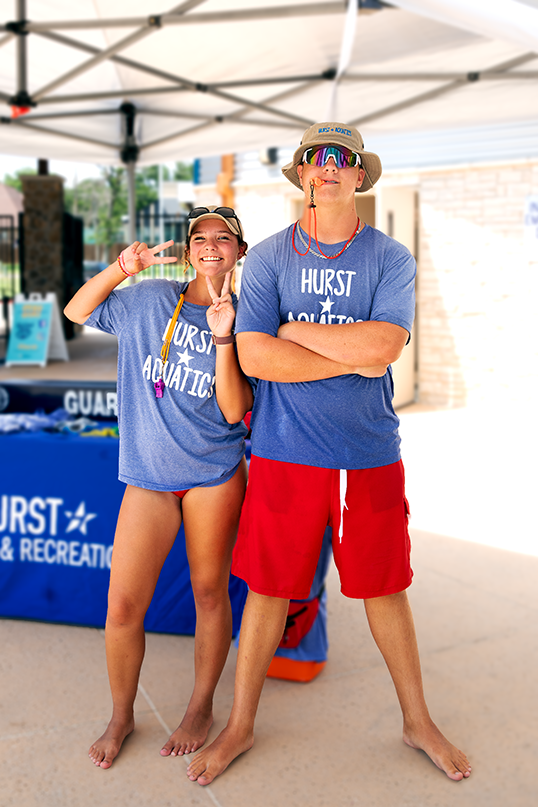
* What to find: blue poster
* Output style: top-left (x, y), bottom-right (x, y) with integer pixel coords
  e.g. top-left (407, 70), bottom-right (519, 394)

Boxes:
top-left (6, 298), bottom-right (52, 366)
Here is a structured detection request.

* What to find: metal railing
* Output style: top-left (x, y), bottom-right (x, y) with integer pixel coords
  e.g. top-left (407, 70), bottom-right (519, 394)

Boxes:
top-left (0, 215), bottom-right (20, 340)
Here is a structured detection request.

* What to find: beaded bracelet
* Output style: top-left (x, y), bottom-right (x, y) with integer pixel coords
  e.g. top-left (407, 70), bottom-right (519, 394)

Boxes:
top-left (117, 250), bottom-right (135, 277)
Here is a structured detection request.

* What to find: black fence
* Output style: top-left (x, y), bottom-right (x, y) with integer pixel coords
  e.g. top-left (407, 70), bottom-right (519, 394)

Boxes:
top-left (0, 214), bottom-right (20, 340)
top-left (1, 210), bottom-right (187, 343)
top-left (135, 211), bottom-right (188, 247)
top-left (1, 211), bottom-right (84, 342)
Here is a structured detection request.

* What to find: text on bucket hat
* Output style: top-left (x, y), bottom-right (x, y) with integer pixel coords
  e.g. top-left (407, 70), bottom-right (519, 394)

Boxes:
top-left (282, 122), bottom-right (382, 193)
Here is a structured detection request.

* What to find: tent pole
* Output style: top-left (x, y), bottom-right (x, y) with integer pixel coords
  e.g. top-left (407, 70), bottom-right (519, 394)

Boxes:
top-left (125, 160), bottom-right (137, 284)
top-left (126, 161), bottom-right (136, 246)
top-left (120, 103), bottom-right (139, 281)
top-left (16, 0), bottom-right (27, 96)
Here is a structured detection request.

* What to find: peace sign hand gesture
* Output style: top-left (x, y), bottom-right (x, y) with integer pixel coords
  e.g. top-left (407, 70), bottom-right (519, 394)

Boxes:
top-left (206, 273), bottom-right (236, 337)
top-left (122, 240), bottom-right (178, 275)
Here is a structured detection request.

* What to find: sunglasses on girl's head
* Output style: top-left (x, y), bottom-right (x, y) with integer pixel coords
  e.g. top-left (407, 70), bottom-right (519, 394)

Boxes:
top-left (188, 206), bottom-right (243, 239)
top-left (302, 145), bottom-right (361, 169)
top-left (188, 206), bottom-right (238, 220)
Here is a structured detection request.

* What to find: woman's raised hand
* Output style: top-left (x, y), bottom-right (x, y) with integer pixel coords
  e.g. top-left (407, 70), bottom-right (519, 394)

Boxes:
top-left (122, 240), bottom-right (178, 275)
top-left (206, 273), bottom-right (235, 337)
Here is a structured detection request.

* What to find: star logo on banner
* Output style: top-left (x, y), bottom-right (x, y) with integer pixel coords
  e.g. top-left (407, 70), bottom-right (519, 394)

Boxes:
top-left (176, 348), bottom-right (193, 367)
top-left (64, 502), bottom-right (97, 535)
top-left (319, 296), bottom-right (335, 315)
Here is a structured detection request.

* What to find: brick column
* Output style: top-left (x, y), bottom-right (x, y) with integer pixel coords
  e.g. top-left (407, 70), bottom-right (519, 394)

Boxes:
top-left (21, 174), bottom-right (64, 303)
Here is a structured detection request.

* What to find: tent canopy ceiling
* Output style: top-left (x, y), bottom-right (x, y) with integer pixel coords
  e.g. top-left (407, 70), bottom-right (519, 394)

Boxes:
top-left (0, 0), bottom-right (537, 166)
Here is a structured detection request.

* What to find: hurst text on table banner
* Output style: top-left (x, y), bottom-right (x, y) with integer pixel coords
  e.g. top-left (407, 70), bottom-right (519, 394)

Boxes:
top-left (0, 429), bottom-right (247, 634)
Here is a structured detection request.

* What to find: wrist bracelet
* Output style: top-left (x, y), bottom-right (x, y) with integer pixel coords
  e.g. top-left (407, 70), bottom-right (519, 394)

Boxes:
top-left (117, 250), bottom-right (135, 277)
top-left (211, 333), bottom-right (236, 345)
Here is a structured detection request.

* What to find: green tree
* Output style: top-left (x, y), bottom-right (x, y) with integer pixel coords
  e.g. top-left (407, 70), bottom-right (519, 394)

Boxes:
top-left (65, 178), bottom-right (110, 248)
top-left (137, 164), bottom-right (172, 185)
top-left (174, 161), bottom-right (193, 181)
top-left (3, 167), bottom-right (36, 192)
top-left (62, 163), bottom-right (175, 247)
top-left (96, 167), bottom-right (126, 246)
top-left (135, 168), bottom-right (159, 212)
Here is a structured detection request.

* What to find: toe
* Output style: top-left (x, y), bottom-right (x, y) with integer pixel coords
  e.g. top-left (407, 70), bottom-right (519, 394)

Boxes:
top-left (187, 762), bottom-right (204, 781)
top-left (446, 753), bottom-right (472, 781)
top-left (100, 758), bottom-right (113, 769)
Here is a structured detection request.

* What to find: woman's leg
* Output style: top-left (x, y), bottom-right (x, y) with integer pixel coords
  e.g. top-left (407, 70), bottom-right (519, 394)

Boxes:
top-left (89, 486), bottom-right (182, 768)
top-left (161, 458), bottom-right (248, 757)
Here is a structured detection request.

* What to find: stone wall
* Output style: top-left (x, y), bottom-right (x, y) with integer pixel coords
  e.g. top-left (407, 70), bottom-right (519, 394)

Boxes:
top-left (20, 175), bottom-right (64, 303)
top-left (417, 162), bottom-right (538, 407)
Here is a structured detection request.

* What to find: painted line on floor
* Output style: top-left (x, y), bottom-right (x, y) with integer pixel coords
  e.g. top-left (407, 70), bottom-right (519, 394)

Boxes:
top-left (137, 681), bottom-right (224, 807)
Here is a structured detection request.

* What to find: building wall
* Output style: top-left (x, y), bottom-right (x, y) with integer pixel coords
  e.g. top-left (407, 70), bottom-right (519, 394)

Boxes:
top-left (233, 180), bottom-right (301, 250)
top-left (417, 161), bottom-right (538, 407)
top-left (194, 151), bottom-right (538, 409)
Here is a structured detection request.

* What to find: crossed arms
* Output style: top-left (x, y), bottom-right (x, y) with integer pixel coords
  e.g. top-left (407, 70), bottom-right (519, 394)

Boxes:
top-left (237, 320), bottom-right (408, 383)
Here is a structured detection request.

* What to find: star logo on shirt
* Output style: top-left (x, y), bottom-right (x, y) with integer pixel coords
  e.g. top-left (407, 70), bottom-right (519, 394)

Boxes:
top-left (319, 296), bottom-right (335, 314)
top-left (176, 348), bottom-right (193, 367)
top-left (64, 502), bottom-right (97, 535)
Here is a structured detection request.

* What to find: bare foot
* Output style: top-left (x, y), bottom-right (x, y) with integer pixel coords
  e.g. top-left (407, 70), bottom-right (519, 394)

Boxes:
top-left (186, 725), bottom-right (254, 785)
top-left (403, 719), bottom-right (471, 781)
top-left (160, 707), bottom-right (213, 757)
top-left (88, 716), bottom-right (135, 769)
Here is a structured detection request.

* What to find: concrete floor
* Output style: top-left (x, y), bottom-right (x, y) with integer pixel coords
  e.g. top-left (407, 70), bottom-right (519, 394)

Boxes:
top-left (1, 328), bottom-right (537, 807)
top-left (0, 326), bottom-right (119, 382)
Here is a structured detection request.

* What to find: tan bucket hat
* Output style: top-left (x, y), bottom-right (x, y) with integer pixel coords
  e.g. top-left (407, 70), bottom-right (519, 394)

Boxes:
top-left (282, 122), bottom-right (382, 193)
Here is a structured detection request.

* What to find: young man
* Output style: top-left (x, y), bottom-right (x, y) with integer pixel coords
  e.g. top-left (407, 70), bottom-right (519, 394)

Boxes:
top-left (187, 123), bottom-right (471, 785)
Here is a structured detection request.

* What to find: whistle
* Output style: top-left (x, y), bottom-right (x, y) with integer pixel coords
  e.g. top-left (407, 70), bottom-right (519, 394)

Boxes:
top-left (310, 177), bottom-right (325, 186)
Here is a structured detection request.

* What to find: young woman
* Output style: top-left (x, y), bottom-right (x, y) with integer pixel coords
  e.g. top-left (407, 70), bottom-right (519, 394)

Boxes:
top-left (64, 207), bottom-right (253, 769)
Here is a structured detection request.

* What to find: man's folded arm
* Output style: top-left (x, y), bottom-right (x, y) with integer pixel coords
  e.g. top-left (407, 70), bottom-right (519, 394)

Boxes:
top-left (236, 330), bottom-right (388, 382)
top-left (277, 320), bottom-right (408, 369)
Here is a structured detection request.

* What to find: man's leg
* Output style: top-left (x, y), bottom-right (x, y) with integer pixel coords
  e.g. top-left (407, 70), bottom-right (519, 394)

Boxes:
top-left (364, 590), bottom-right (471, 780)
top-left (186, 590), bottom-right (289, 785)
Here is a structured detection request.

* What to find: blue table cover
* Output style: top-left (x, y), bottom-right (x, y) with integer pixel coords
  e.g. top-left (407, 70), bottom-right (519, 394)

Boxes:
top-left (0, 428), bottom-right (247, 634)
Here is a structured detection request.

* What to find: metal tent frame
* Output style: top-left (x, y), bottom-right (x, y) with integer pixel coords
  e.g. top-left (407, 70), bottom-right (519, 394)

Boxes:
top-left (2, 1), bottom-right (538, 155)
top-left (1, 0), bottom-right (537, 229)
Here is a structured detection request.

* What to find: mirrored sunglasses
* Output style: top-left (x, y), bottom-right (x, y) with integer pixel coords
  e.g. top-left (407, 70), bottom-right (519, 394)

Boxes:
top-left (302, 145), bottom-right (361, 169)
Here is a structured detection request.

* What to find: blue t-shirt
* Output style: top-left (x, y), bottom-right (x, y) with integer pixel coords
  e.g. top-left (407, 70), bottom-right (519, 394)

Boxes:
top-left (235, 224), bottom-right (416, 470)
top-left (86, 279), bottom-right (250, 491)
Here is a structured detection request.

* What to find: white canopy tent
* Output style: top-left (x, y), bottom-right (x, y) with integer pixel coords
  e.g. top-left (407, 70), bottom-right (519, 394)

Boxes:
top-left (0, 0), bottom-right (537, 167)
top-left (1, 1), bottom-right (536, 411)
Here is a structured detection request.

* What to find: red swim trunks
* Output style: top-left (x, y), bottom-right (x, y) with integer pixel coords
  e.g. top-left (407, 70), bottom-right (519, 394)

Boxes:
top-left (232, 455), bottom-right (413, 600)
